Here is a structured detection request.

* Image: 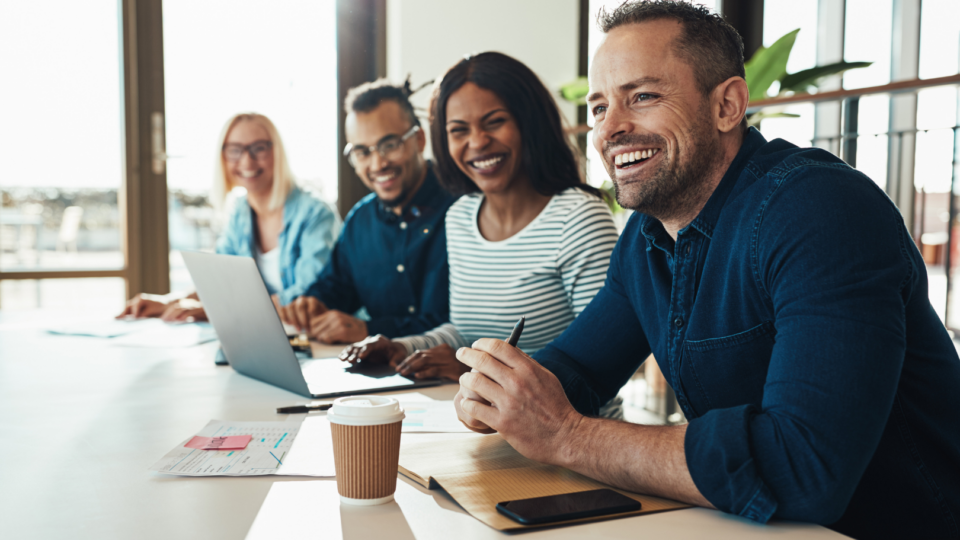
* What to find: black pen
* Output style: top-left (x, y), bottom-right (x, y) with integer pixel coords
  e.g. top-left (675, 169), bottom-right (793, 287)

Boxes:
top-left (276, 403), bottom-right (333, 414)
top-left (506, 316), bottom-right (525, 347)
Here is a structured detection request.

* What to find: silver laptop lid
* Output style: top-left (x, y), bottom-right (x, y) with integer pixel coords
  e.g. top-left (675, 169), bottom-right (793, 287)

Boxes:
top-left (181, 251), bottom-right (312, 397)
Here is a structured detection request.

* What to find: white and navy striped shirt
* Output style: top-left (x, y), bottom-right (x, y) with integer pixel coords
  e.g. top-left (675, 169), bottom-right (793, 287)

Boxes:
top-left (396, 187), bottom-right (619, 355)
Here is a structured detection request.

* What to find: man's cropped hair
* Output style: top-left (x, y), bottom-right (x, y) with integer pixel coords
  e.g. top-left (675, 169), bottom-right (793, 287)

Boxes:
top-left (598, 0), bottom-right (745, 97)
top-left (344, 78), bottom-right (421, 127)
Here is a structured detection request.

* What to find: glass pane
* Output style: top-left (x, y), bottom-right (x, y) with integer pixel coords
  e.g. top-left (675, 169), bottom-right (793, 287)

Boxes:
top-left (763, 0), bottom-right (818, 95)
top-left (0, 278), bottom-right (125, 312)
top-left (853, 94), bottom-right (891, 190)
top-left (757, 103), bottom-right (815, 147)
top-left (919, 0), bottom-right (960, 81)
top-left (162, 0), bottom-right (338, 290)
top-left (0, 2), bottom-right (124, 271)
top-left (843, 0), bottom-right (892, 90)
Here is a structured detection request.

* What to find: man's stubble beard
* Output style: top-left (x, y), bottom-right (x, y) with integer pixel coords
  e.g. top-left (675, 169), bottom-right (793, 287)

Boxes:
top-left (607, 112), bottom-right (720, 224)
top-left (378, 158), bottom-right (425, 210)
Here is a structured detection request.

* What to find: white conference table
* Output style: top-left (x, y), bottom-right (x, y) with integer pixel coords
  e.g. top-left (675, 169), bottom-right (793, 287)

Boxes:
top-left (0, 310), bottom-right (847, 539)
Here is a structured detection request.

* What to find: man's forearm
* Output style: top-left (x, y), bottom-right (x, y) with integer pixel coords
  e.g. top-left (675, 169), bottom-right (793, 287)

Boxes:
top-left (558, 418), bottom-right (715, 508)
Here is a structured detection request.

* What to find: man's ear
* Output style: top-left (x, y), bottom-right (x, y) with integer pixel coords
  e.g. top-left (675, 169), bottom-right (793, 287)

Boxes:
top-left (713, 76), bottom-right (749, 133)
top-left (415, 125), bottom-right (427, 152)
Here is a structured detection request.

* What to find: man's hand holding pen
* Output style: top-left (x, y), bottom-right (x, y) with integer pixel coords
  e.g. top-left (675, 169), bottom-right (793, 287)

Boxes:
top-left (454, 338), bottom-right (584, 465)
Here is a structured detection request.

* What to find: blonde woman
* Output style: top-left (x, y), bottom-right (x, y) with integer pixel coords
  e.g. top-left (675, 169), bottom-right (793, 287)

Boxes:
top-left (118, 113), bottom-right (341, 321)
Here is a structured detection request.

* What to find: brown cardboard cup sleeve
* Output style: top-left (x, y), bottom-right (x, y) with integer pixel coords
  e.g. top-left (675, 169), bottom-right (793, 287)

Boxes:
top-left (327, 396), bottom-right (405, 505)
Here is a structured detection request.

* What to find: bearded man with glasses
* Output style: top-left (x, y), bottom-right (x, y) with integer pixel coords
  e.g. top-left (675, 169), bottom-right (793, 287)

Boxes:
top-left (277, 79), bottom-right (457, 344)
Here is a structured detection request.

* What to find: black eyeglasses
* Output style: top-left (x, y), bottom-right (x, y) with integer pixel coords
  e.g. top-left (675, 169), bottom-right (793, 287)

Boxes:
top-left (223, 140), bottom-right (273, 162)
top-left (343, 125), bottom-right (420, 167)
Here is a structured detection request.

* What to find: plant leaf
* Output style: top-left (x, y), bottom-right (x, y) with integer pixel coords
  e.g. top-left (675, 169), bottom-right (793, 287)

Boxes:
top-left (560, 77), bottom-right (590, 105)
top-left (744, 28), bottom-right (799, 102)
top-left (778, 61), bottom-right (873, 93)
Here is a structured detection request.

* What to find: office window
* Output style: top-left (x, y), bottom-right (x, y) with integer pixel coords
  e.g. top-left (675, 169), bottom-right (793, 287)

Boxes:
top-left (756, 0), bottom-right (818, 147)
top-left (162, 0), bottom-right (338, 291)
top-left (916, 0), bottom-right (960, 322)
top-left (0, 1), bottom-right (126, 310)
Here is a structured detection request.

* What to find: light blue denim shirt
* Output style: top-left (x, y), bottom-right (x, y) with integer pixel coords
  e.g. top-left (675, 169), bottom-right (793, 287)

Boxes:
top-left (215, 185), bottom-right (341, 305)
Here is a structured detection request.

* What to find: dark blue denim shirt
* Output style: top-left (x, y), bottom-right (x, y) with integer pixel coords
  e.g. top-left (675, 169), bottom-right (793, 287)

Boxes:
top-left (304, 165), bottom-right (457, 338)
top-left (535, 128), bottom-right (960, 539)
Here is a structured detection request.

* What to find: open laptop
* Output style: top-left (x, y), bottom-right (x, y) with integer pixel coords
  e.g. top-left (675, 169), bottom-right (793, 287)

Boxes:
top-left (182, 251), bottom-right (443, 398)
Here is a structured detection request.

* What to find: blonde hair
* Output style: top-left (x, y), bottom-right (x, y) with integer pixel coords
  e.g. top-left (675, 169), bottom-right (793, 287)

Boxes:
top-left (212, 113), bottom-right (295, 211)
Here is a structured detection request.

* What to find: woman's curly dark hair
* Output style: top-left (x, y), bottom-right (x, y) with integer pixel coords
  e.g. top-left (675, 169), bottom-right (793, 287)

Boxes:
top-left (428, 52), bottom-right (602, 199)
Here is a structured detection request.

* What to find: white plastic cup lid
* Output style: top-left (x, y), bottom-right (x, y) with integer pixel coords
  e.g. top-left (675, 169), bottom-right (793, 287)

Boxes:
top-left (326, 395), bottom-right (405, 426)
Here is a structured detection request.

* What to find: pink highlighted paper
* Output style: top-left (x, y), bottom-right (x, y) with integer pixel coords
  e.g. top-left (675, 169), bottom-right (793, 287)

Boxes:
top-left (184, 435), bottom-right (252, 451)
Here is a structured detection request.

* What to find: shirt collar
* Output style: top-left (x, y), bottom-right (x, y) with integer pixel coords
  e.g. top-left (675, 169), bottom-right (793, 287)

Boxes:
top-left (686, 127), bottom-right (767, 238)
top-left (638, 127), bottom-right (767, 249)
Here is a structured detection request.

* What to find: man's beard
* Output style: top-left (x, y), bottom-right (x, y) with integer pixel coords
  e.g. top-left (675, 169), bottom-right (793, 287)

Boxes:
top-left (378, 183), bottom-right (413, 209)
top-left (604, 115), bottom-right (719, 223)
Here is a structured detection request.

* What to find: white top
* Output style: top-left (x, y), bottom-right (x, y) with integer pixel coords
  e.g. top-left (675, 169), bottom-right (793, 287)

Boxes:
top-left (255, 246), bottom-right (282, 295)
top-left (397, 188), bottom-right (619, 355)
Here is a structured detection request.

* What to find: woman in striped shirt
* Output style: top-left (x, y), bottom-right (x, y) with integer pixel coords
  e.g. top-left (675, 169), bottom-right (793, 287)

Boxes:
top-left (341, 52), bottom-right (619, 389)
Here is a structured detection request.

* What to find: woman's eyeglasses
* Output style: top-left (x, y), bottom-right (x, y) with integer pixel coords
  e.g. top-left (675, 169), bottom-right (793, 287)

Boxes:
top-left (223, 140), bottom-right (273, 162)
top-left (343, 125), bottom-right (420, 167)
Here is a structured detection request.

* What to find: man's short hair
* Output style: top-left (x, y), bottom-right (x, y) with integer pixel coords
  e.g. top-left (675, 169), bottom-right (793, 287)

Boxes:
top-left (344, 78), bottom-right (420, 127)
top-left (598, 0), bottom-right (745, 97)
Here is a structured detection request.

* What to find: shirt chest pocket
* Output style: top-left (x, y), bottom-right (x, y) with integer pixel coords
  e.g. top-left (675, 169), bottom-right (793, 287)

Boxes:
top-left (680, 320), bottom-right (775, 416)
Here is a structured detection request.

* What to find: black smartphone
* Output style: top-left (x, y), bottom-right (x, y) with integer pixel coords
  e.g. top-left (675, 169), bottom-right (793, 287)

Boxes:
top-left (495, 489), bottom-right (642, 525)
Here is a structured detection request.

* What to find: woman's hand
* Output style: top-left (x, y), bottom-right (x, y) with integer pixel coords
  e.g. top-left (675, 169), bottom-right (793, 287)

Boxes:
top-left (159, 298), bottom-right (208, 322)
top-left (339, 335), bottom-right (407, 366)
top-left (117, 294), bottom-right (169, 319)
top-left (396, 344), bottom-right (470, 381)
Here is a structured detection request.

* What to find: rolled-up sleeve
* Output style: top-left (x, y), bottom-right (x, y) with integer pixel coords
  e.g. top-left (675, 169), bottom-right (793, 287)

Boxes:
top-left (685, 167), bottom-right (911, 524)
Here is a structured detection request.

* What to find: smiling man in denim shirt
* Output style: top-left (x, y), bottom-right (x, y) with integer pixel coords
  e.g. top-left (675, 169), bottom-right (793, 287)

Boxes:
top-left (452, 2), bottom-right (960, 538)
top-left (277, 80), bottom-right (457, 343)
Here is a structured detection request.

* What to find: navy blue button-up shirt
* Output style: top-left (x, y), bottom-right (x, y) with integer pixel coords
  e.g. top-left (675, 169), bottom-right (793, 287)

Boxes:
top-left (536, 128), bottom-right (960, 539)
top-left (304, 165), bottom-right (457, 337)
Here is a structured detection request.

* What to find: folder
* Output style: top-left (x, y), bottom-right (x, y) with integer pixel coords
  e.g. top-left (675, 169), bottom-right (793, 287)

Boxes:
top-left (398, 433), bottom-right (690, 531)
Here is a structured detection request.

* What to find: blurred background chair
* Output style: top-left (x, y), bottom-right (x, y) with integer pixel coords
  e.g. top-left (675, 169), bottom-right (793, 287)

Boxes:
top-left (56, 206), bottom-right (83, 253)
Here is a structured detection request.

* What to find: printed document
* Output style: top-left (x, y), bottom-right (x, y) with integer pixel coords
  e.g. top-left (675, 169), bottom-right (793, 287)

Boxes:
top-left (150, 418), bottom-right (335, 477)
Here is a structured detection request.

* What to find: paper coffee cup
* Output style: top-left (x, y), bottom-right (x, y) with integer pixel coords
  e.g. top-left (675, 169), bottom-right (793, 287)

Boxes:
top-left (327, 396), bottom-right (405, 505)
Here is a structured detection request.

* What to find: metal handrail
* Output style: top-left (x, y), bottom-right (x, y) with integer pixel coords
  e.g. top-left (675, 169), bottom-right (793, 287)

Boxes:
top-left (747, 73), bottom-right (960, 112)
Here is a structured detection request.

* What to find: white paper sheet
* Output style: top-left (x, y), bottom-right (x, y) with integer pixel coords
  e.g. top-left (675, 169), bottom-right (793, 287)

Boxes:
top-left (48, 317), bottom-right (217, 347)
top-left (47, 318), bottom-right (158, 338)
top-left (110, 321), bottom-right (217, 348)
top-left (150, 418), bottom-right (335, 477)
top-left (284, 393), bottom-right (467, 434)
top-left (400, 401), bottom-right (472, 433)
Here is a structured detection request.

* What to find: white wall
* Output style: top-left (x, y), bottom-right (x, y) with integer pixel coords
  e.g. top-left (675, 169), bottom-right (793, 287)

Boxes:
top-left (386, 0), bottom-right (580, 157)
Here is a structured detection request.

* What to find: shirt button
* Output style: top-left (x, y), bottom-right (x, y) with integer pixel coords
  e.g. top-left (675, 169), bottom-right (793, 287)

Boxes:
top-left (397, 264), bottom-right (405, 273)
top-left (674, 317), bottom-right (684, 328)
top-left (685, 244), bottom-right (691, 255)
top-left (400, 222), bottom-right (408, 230)
top-left (408, 306), bottom-right (416, 313)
